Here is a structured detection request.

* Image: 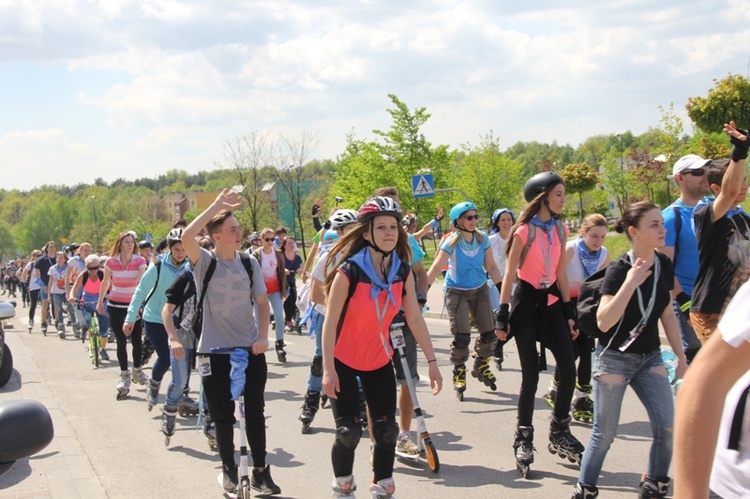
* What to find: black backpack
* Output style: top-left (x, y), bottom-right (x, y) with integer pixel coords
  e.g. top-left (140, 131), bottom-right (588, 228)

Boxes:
top-left (576, 266), bottom-right (610, 339)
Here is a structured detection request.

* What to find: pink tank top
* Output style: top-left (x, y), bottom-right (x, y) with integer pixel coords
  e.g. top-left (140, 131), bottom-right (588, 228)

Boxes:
top-left (514, 223), bottom-right (569, 305)
top-left (105, 255), bottom-right (147, 307)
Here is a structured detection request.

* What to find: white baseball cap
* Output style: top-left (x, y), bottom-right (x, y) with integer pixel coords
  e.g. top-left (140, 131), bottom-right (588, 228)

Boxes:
top-left (668, 154), bottom-right (712, 179)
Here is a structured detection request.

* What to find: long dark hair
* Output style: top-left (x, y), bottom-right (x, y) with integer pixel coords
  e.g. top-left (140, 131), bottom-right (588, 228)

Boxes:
top-left (505, 191), bottom-right (562, 258)
top-left (615, 202), bottom-right (660, 241)
top-left (323, 217), bottom-right (411, 297)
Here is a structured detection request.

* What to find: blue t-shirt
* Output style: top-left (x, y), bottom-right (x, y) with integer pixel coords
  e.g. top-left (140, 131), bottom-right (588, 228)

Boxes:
top-left (440, 231), bottom-right (491, 290)
top-left (662, 200), bottom-right (700, 296)
top-left (408, 234), bottom-right (425, 266)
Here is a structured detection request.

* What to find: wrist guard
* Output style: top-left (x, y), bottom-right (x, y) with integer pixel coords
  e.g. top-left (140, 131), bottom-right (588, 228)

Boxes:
top-left (730, 127), bottom-right (750, 162)
top-left (676, 292), bottom-right (691, 313)
top-left (312, 204), bottom-right (320, 216)
top-left (495, 303), bottom-right (510, 332)
top-left (416, 290), bottom-right (427, 307)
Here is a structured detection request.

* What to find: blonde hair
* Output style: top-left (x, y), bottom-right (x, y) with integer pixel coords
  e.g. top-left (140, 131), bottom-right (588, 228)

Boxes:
top-left (580, 214), bottom-right (608, 235)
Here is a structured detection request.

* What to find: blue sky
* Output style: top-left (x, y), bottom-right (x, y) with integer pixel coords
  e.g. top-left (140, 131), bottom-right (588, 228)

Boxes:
top-left (1, 0), bottom-right (748, 191)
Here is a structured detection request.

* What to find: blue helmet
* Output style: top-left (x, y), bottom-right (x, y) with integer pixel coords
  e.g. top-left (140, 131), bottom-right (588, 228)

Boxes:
top-left (492, 208), bottom-right (516, 226)
top-left (450, 201), bottom-right (478, 227)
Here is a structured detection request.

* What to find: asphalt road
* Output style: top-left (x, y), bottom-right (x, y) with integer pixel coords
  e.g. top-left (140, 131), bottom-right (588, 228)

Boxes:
top-left (0, 292), bottom-right (664, 498)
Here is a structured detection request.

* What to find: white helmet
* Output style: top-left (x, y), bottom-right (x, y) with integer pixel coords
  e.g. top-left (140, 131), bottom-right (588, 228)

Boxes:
top-left (329, 209), bottom-right (359, 231)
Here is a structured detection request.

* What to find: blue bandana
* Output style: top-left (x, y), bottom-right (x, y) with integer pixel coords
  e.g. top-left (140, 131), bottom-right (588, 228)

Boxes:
top-left (348, 246), bottom-right (403, 307)
top-left (530, 215), bottom-right (556, 244)
top-left (576, 237), bottom-right (601, 278)
top-left (693, 197), bottom-right (746, 231)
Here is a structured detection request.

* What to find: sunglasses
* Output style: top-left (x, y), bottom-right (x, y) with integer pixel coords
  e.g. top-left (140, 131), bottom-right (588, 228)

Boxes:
top-left (87, 266), bottom-right (99, 270)
top-left (683, 168), bottom-right (706, 177)
top-left (264, 238), bottom-right (273, 242)
top-left (463, 214), bottom-right (479, 221)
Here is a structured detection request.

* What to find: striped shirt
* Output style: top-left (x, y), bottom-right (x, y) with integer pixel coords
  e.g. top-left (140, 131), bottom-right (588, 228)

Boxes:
top-left (105, 255), bottom-right (147, 307)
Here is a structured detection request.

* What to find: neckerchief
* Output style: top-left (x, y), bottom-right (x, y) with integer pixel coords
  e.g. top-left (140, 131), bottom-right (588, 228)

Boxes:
top-left (349, 246), bottom-right (402, 307)
top-left (530, 215), bottom-right (556, 244)
top-left (576, 237), bottom-right (601, 278)
top-left (693, 197), bottom-right (746, 231)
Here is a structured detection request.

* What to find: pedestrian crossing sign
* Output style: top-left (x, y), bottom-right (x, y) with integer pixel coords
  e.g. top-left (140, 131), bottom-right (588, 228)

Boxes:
top-left (412, 173), bottom-right (435, 199)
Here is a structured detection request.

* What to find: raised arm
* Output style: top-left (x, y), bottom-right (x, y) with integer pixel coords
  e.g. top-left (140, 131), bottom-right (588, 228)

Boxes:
top-left (183, 189), bottom-right (242, 265)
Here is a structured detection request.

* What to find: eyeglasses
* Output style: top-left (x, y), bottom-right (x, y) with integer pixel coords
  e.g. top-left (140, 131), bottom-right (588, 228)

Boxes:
top-left (264, 238), bottom-right (273, 242)
top-left (463, 214), bottom-right (479, 221)
top-left (683, 168), bottom-right (706, 177)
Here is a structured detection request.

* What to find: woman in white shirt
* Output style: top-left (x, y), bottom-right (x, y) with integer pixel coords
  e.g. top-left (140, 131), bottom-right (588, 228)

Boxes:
top-left (488, 208), bottom-right (514, 370)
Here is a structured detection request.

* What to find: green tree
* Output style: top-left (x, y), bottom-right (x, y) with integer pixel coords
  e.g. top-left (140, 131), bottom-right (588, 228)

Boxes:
top-left (687, 73), bottom-right (750, 132)
top-left (0, 221), bottom-right (16, 260)
top-left (601, 149), bottom-right (632, 215)
top-left (455, 132), bottom-right (524, 219)
top-left (557, 162), bottom-right (599, 221)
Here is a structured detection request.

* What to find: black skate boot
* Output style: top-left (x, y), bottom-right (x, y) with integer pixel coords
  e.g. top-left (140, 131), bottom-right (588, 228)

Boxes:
top-left (548, 415), bottom-right (585, 465)
top-left (453, 364), bottom-right (467, 401)
top-left (275, 339), bottom-right (286, 363)
top-left (571, 482), bottom-right (599, 498)
top-left (202, 411), bottom-right (217, 451)
top-left (638, 475), bottom-right (670, 498)
top-left (41, 320), bottom-right (47, 336)
top-left (471, 355), bottom-right (497, 391)
top-left (513, 425), bottom-right (534, 478)
top-left (177, 392), bottom-right (199, 417)
top-left (572, 383), bottom-right (594, 423)
top-left (544, 378), bottom-right (559, 409)
top-left (299, 390), bottom-right (321, 434)
top-left (161, 405), bottom-right (177, 446)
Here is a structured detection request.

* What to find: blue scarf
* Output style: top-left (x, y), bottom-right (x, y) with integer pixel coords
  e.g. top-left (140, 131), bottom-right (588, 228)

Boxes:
top-left (576, 237), bottom-right (601, 278)
top-left (530, 215), bottom-right (556, 244)
top-left (349, 246), bottom-right (403, 307)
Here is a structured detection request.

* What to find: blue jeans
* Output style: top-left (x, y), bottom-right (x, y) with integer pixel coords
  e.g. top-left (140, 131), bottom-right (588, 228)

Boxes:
top-left (165, 346), bottom-right (193, 408)
top-left (51, 293), bottom-right (66, 329)
top-left (144, 321), bottom-right (171, 383)
top-left (579, 346), bottom-right (674, 486)
top-left (306, 310), bottom-right (323, 392)
top-left (78, 302), bottom-right (110, 338)
top-left (255, 291), bottom-right (285, 341)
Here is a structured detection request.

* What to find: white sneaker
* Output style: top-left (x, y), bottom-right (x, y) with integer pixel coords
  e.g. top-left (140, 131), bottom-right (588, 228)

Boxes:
top-left (396, 433), bottom-right (418, 456)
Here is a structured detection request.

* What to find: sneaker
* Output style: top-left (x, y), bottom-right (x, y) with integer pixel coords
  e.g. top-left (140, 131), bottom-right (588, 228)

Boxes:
top-left (100, 349), bottom-right (110, 361)
top-left (221, 464), bottom-right (238, 492)
top-left (396, 432), bottom-right (419, 456)
top-left (251, 465), bottom-right (281, 495)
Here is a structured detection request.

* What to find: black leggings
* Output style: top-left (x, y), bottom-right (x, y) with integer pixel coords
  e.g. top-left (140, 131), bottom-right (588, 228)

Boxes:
top-left (330, 359), bottom-right (397, 482)
top-left (513, 302), bottom-right (576, 426)
top-left (283, 284), bottom-right (297, 323)
top-left (20, 282), bottom-right (29, 304)
top-left (552, 333), bottom-right (594, 387)
top-left (203, 352), bottom-right (268, 469)
top-left (28, 289), bottom-right (40, 322)
top-left (107, 305), bottom-right (143, 371)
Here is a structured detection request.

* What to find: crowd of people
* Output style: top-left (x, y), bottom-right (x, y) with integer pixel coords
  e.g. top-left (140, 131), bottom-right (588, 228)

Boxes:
top-left (2, 120), bottom-right (750, 498)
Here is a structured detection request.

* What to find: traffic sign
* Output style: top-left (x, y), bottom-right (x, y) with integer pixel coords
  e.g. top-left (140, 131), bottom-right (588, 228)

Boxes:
top-left (412, 173), bottom-right (435, 199)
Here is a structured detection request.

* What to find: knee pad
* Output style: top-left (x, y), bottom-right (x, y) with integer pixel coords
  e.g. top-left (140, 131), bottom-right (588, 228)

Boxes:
top-left (475, 331), bottom-right (497, 357)
top-left (372, 415), bottom-right (399, 446)
top-left (310, 355), bottom-right (323, 377)
top-left (451, 333), bottom-right (471, 364)
top-left (334, 417), bottom-right (362, 451)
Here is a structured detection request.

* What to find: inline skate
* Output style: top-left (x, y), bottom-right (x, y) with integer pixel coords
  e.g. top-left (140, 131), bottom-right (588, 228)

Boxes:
top-left (572, 383), bottom-right (594, 423)
top-left (275, 339), bottom-right (286, 363)
top-left (299, 389), bottom-right (320, 434)
top-left (177, 392), bottom-right (199, 417)
top-left (369, 477), bottom-right (395, 498)
top-left (146, 379), bottom-right (160, 411)
top-left (638, 475), bottom-right (670, 498)
top-left (548, 415), bottom-right (584, 465)
top-left (161, 405), bottom-right (177, 446)
top-left (453, 365), bottom-right (467, 401)
top-left (331, 475), bottom-right (356, 498)
top-left (571, 482), bottom-right (599, 498)
top-left (470, 355), bottom-right (497, 391)
top-left (116, 371), bottom-right (130, 400)
top-left (202, 410), bottom-right (217, 451)
top-left (514, 425), bottom-right (534, 478)
top-left (544, 378), bottom-right (559, 408)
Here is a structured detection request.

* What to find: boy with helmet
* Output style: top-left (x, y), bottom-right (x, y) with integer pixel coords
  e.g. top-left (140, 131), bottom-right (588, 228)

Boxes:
top-left (426, 201), bottom-right (504, 400)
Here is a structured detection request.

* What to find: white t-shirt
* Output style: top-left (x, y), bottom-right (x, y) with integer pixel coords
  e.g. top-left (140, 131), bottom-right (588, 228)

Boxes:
top-left (710, 280), bottom-right (750, 498)
top-left (48, 264), bottom-right (67, 295)
top-left (488, 232), bottom-right (509, 279)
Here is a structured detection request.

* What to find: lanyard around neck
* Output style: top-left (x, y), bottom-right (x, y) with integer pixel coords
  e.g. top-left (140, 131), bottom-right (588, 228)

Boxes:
top-left (627, 251), bottom-right (659, 327)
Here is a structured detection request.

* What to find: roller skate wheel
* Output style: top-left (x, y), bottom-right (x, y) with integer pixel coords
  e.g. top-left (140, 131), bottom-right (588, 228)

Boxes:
top-left (301, 423), bottom-right (310, 434)
top-left (548, 443), bottom-right (556, 454)
top-left (164, 436), bottom-right (170, 447)
top-left (490, 383), bottom-right (497, 391)
top-left (456, 390), bottom-right (464, 401)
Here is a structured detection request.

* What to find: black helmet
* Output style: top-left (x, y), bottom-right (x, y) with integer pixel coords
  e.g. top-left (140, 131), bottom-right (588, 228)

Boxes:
top-left (137, 240), bottom-right (153, 250)
top-left (523, 172), bottom-right (564, 202)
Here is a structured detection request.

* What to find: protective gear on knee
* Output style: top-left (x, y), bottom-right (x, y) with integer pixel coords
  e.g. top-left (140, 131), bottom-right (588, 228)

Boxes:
top-left (475, 331), bottom-right (498, 358)
top-left (334, 417), bottom-right (362, 451)
top-left (450, 333), bottom-right (471, 365)
top-left (372, 415), bottom-right (399, 446)
top-left (310, 355), bottom-right (323, 377)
